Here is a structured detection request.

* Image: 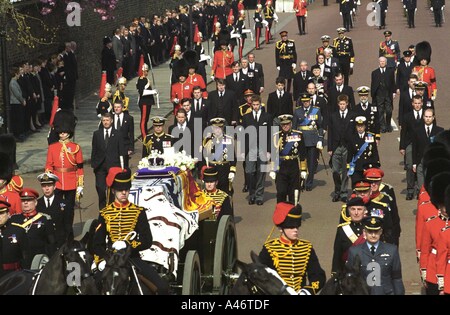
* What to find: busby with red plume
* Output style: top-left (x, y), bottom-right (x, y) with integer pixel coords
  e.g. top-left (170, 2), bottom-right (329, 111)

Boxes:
top-left (273, 202), bottom-right (303, 228)
top-left (193, 24), bottom-right (200, 44)
top-left (415, 41), bottom-right (432, 64)
top-left (106, 167), bottom-right (132, 191)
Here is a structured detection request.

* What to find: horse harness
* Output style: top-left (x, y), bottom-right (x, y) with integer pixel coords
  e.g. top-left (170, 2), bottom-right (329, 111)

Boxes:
top-left (242, 266), bottom-right (291, 295)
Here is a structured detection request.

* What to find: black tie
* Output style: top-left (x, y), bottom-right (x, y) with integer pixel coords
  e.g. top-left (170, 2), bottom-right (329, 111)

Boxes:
top-left (302, 72), bottom-right (306, 80)
top-left (105, 129), bottom-right (109, 145)
top-left (117, 115), bottom-right (121, 129)
top-left (427, 126), bottom-right (431, 137)
top-left (341, 112), bottom-right (345, 119)
top-left (219, 92), bottom-right (223, 98)
top-left (279, 91), bottom-right (282, 99)
top-left (371, 245), bottom-right (376, 256)
top-left (416, 111), bottom-right (420, 120)
top-left (47, 197), bottom-right (51, 208)
top-left (406, 63), bottom-right (410, 67)
top-left (254, 112), bottom-right (258, 122)
top-left (196, 99), bottom-right (199, 112)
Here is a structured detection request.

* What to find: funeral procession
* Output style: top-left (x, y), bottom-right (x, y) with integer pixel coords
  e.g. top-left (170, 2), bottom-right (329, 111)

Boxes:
top-left (1, 0), bottom-right (450, 298)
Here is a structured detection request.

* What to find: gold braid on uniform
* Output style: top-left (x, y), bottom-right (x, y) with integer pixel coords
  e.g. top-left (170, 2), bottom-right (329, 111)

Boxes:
top-left (275, 41), bottom-right (287, 53)
top-left (341, 204), bottom-right (350, 222)
top-left (264, 238), bottom-right (312, 292)
top-left (99, 203), bottom-right (143, 249)
top-left (59, 139), bottom-right (80, 166)
top-left (204, 189), bottom-right (229, 208)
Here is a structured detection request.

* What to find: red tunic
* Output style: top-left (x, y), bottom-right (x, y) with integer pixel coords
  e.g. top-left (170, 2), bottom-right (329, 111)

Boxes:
top-left (0, 189), bottom-right (21, 215)
top-left (413, 65), bottom-right (437, 98)
top-left (416, 201), bottom-right (439, 259)
top-left (212, 50), bottom-right (234, 79)
top-left (293, 0), bottom-right (307, 16)
top-left (45, 140), bottom-right (84, 191)
top-left (170, 82), bottom-right (194, 115)
top-left (420, 214), bottom-right (449, 284)
top-left (417, 185), bottom-right (429, 205)
top-left (436, 227), bottom-right (450, 293)
top-left (187, 73), bottom-right (208, 98)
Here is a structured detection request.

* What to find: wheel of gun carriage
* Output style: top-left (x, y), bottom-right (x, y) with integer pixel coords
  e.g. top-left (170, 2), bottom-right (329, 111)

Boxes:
top-left (213, 215), bottom-right (238, 295)
top-left (182, 250), bottom-right (202, 295)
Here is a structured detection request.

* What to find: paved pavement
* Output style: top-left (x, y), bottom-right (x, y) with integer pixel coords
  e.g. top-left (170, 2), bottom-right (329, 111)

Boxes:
top-left (15, 11), bottom-right (295, 175)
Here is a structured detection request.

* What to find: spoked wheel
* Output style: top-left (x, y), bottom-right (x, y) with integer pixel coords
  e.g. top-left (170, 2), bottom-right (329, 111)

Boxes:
top-left (182, 250), bottom-right (202, 295)
top-left (31, 254), bottom-right (50, 270)
top-left (213, 215), bottom-right (238, 295)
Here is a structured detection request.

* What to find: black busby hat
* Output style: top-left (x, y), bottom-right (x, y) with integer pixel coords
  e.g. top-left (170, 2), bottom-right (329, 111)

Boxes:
top-left (53, 109), bottom-right (77, 137)
top-left (434, 130), bottom-right (450, 153)
top-left (424, 158), bottom-right (450, 192)
top-left (0, 134), bottom-right (17, 171)
top-left (430, 172), bottom-right (450, 208)
top-left (415, 41), bottom-right (432, 64)
top-left (103, 36), bottom-right (112, 45)
top-left (106, 167), bottom-right (132, 191)
top-left (0, 152), bottom-right (13, 187)
top-left (183, 50), bottom-right (199, 71)
top-left (173, 59), bottom-right (189, 79)
top-left (423, 143), bottom-right (450, 170)
top-left (202, 166), bottom-right (218, 182)
top-left (273, 202), bottom-right (302, 228)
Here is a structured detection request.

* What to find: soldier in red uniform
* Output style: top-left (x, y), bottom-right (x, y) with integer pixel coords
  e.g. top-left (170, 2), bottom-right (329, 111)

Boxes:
top-left (412, 41), bottom-right (437, 101)
top-left (0, 153), bottom-right (21, 216)
top-left (184, 50), bottom-right (208, 98)
top-left (211, 40), bottom-right (234, 80)
top-left (45, 118), bottom-right (84, 234)
top-left (293, 0), bottom-right (308, 35)
top-left (171, 60), bottom-right (193, 116)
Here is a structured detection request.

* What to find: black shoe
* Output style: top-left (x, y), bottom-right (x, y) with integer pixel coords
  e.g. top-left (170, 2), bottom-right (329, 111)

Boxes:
top-left (248, 198), bottom-right (256, 205)
top-left (257, 200), bottom-right (264, 206)
top-left (332, 194), bottom-right (340, 202)
top-left (406, 193), bottom-right (413, 200)
top-left (242, 185), bottom-right (248, 193)
top-left (306, 187), bottom-right (312, 191)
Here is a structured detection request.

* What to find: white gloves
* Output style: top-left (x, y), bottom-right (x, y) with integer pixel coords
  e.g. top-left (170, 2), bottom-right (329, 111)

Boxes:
top-left (174, 98), bottom-right (180, 104)
top-left (76, 186), bottom-right (83, 195)
top-left (112, 240), bottom-right (127, 251)
top-left (300, 171), bottom-right (307, 180)
top-left (420, 269), bottom-right (427, 283)
top-left (211, 75), bottom-right (215, 80)
top-left (316, 141), bottom-right (323, 150)
top-left (276, 66), bottom-right (280, 71)
top-left (431, 7), bottom-right (434, 11)
top-left (350, 62), bottom-right (354, 69)
top-left (292, 63), bottom-right (296, 70)
top-left (228, 172), bottom-right (235, 182)
top-left (403, 5), bottom-right (406, 8)
top-left (98, 260), bottom-right (106, 271)
top-left (339, 12), bottom-right (342, 15)
top-left (269, 171), bottom-right (276, 180)
top-left (438, 276), bottom-right (444, 291)
top-left (384, 10), bottom-right (387, 13)
top-left (431, 95), bottom-right (436, 101)
top-left (352, 8), bottom-right (356, 12)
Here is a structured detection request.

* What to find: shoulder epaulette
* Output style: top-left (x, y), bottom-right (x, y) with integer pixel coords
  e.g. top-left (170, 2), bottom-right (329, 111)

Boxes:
top-left (273, 131), bottom-right (282, 136)
top-left (292, 129), bottom-right (303, 134)
top-left (289, 39), bottom-right (295, 42)
top-left (276, 40), bottom-right (282, 44)
top-left (338, 222), bottom-right (351, 228)
top-left (239, 104), bottom-right (248, 108)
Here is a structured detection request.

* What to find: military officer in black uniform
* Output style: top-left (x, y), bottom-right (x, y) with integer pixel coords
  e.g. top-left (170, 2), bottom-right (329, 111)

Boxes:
top-left (201, 117), bottom-right (237, 195)
top-left (269, 114), bottom-right (307, 203)
top-left (430, 0), bottom-right (445, 27)
top-left (332, 197), bottom-right (367, 275)
top-left (316, 35), bottom-right (336, 60)
top-left (333, 27), bottom-right (355, 86)
top-left (354, 86), bottom-right (381, 144)
top-left (142, 116), bottom-right (173, 157)
top-left (112, 77), bottom-right (130, 112)
top-left (10, 188), bottom-right (56, 269)
top-left (202, 166), bottom-right (233, 220)
top-left (0, 200), bottom-right (28, 278)
top-left (275, 31), bottom-right (297, 93)
top-left (379, 30), bottom-right (401, 69)
top-left (238, 89), bottom-right (255, 193)
top-left (259, 202), bottom-right (326, 294)
top-left (293, 93), bottom-right (324, 191)
top-left (346, 116), bottom-right (380, 186)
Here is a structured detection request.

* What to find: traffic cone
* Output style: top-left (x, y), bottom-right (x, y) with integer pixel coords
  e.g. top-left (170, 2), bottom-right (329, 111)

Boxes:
top-left (137, 54), bottom-right (145, 77)
top-left (49, 94), bottom-right (59, 127)
top-left (98, 71), bottom-right (107, 98)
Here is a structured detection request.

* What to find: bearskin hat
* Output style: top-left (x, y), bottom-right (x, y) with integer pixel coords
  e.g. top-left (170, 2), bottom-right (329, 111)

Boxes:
top-left (433, 129), bottom-right (450, 152)
top-left (423, 143), bottom-right (450, 170)
top-left (172, 59), bottom-right (189, 79)
top-left (430, 172), bottom-right (450, 208)
top-left (218, 29), bottom-right (230, 46)
top-left (183, 50), bottom-right (199, 71)
top-left (0, 152), bottom-right (13, 186)
top-left (424, 158), bottom-right (450, 193)
top-left (0, 135), bottom-right (17, 170)
top-left (53, 109), bottom-right (77, 137)
top-left (415, 41), bottom-right (432, 64)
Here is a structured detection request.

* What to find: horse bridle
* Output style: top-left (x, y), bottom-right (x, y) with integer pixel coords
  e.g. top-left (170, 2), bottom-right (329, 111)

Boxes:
top-left (242, 267), bottom-right (290, 295)
top-left (334, 272), bottom-right (355, 295)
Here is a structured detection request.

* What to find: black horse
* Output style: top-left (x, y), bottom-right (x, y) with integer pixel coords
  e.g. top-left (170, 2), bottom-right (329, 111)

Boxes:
top-left (0, 234), bottom-right (98, 295)
top-left (230, 251), bottom-right (304, 295)
top-left (100, 245), bottom-right (157, 295)
top-left (320, 255), bottom-right (370, 295)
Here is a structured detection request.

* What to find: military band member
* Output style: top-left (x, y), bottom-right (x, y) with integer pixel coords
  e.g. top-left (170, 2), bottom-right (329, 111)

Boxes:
top-left (293, 93), bottom-right (324, 191)
top-left (333, 27), bottom-right (354, 86)
top-left (354, 86), bottom-right (380, 143)
top-left (269, 114), bottom-right (307, 203)
top-left (92, 167), bottom-right (169, 295)
top-left (201, 117), bottom-right (236, 195)
top-left (11, 188), bottom-right (56, 269)
top-left (332, 197), bottom-right (367, 274)
top-left (259, 202), bottom-right (326, 294)
top-left (202, 166), bottom-right (233, 220)
top-left (142, 116), bottom-right (173, 158)
top-left (275, 31), bottom-right (297, 93)
top-left (112, 77), bottom-right (130, 112)
top-left (346, 216), bottom-right (405, 295)
top-left (379, 31), bottom-right (400, 68)
top-left (0, 200), bottom-right (28, 278)
top-left (347, 116), bottom-right (380, 186)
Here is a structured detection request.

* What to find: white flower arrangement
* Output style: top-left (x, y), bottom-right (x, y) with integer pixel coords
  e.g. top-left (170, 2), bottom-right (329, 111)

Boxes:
top-left (138, 150), bottom-right (198, 171)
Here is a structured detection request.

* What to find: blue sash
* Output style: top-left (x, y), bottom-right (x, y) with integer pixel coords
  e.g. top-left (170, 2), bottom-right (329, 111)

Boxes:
top-left (300, 107), bottom-right (319, 126)
top-left (348, 141), bottom-right (369, 176)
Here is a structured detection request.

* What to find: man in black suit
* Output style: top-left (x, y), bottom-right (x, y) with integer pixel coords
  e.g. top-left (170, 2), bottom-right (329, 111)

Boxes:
top-left (266, 77), bottom-right (293, 126)
top-left (396, 51), bottom-right (414, 94)
top-left (323, 48), bottom-right (341, 88)
top-left (399, 95), bottom-right (423, 200)
top-left (292, 61), bottom-right (312, 103)
top-left (113, 100), bottom-right (134, 168)
top-left (91, 112), bottom-right (126, 209)
top-left (398, 74), bottom-right (417, 127)
top-left (247, 53), bottom-right (265, 95)
top-left (327, 94), bottom-right (356, 202)
top-left (307, 82), bottom-right (328, 130)
top-left (62, 42), bottom-right (78, 110)
top-left (403, 0), bottom-right (417, 28)
top-left (241, 95), bottom-right (272, 205)
top-left (370, 57), bottom-right (396, 133)
top-left (169, 107), bottom-right (193, 156)
top-left (225, 61), bottom-right (249, 106)
top-left (36, 173), bottom-right (71, 249)
top-left (206, 79), bottom-right (238, 126)
top-left (191, 87), bottom-right (209, 152)
top-left (412, 108), bottom-right (444, 190)
top-left (328, 72), bottom-right (355, 114)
